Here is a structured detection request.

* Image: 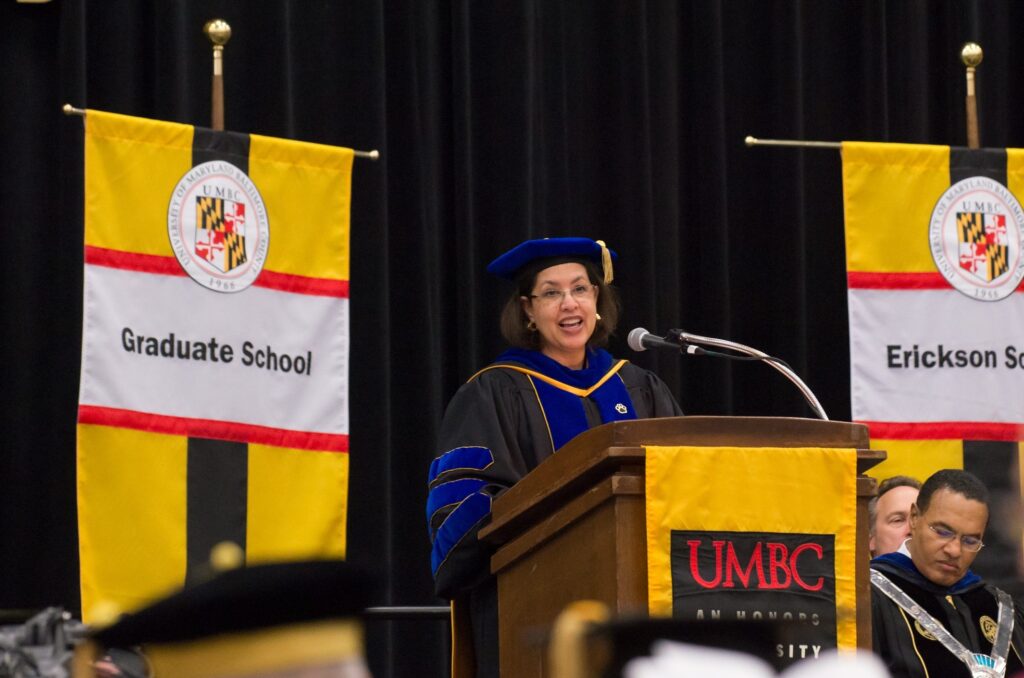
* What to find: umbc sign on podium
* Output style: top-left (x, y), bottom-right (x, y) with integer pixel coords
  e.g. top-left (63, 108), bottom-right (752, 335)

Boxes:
top-left (476, 415), bottom-right (877, 677)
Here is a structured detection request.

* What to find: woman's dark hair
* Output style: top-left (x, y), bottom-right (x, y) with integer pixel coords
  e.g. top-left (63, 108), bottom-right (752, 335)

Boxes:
top-left (499, 257), bottom-right (620, 350)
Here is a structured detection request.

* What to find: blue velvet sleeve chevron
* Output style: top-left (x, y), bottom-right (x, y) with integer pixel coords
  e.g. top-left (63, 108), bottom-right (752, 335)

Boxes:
top-left (427, 367), bottom-right (553, 599)
top-left (428, 445), bottom-right (494, 484)
top-left (427, 446), bottom-right (495, 576)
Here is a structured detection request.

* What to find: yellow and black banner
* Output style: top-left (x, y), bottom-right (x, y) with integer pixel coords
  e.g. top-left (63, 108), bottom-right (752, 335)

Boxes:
top-left (842, 142), bottom-right (1024, 585)
top-left (645, 446), bottom-right (858, 661)
top-left (78, 110), bottom-right (353, 619)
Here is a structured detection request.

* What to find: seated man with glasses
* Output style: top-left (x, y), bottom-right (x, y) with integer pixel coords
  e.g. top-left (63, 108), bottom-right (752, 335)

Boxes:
top-left (870, 469), bottom-right (1024, 678)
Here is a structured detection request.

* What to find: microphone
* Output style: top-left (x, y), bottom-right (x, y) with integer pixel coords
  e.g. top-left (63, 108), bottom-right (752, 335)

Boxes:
top-left (627, 327), bottom-right (706, 355)
top-left (627, 326), bottom-right (829, 420)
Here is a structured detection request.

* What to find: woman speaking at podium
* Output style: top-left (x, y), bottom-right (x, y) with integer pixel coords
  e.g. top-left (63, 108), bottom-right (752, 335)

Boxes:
top-left (427, 237), bottom-right (681, 676)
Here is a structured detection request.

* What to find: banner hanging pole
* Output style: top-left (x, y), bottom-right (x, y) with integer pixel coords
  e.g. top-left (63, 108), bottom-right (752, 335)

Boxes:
top-left (744, 136), bottom-right (840, 149)
top-left (748, 44), bottom-right (985, 153)
top-left (204, 19), bottom-right (231, 132)
top-left (962, 42), bottom-right (983, 149)
top-left (65, 15), bottom-right (380, 160)
top-left (62, 105), bottom-right (380, 160)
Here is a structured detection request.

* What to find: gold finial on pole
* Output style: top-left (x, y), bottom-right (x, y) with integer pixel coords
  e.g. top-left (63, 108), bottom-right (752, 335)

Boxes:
top-left (204, 19), bottom-right (232, 131)
top-left (961, 42), bottom-right (983, 149)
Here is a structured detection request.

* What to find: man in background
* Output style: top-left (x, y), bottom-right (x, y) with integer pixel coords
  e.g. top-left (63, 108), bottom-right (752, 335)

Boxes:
top-left (870, 469), bottom-right (1024, 678)
top-left (868, 475), bottom-right (920, 557)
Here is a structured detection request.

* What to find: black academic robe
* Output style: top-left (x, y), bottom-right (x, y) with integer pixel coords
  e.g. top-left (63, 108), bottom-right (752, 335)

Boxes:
top-left (871, 553), bottom-right (1024, 678)
top-left (427, 347), bottom-right (682, 677)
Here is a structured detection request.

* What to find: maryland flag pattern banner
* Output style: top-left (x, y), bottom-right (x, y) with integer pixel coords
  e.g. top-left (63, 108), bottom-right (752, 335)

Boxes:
top-left (645, 446), bottom-right (858, 665)
top-left (842, 142), bottom-right (1024, 583)
top-left (78, 110), bottom-right (353, 618)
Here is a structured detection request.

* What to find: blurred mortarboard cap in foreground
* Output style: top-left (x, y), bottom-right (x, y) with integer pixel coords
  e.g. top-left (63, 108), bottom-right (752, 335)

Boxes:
top-left (549, 600), bottom-right (810, 678)
top-left (74, 559), bottom-right (379, 678)
top-left (487, 237), bottom-right (618, 283)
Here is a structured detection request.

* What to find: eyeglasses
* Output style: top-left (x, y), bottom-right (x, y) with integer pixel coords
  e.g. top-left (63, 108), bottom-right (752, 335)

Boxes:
top-left (928, 523), bottom-right (985, 552)
top-left (528, 284), bottom-right (597, 306)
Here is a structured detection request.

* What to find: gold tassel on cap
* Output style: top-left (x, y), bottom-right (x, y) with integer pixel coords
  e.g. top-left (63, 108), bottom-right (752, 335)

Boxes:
top-left (595, 240), bottom-right (613, 284)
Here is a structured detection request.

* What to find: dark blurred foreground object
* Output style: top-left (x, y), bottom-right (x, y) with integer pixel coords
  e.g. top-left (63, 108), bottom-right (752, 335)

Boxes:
top-left (589, 617), bottom-right (806, 677)
top-left (73, 560), bottom-right (379, 678)
top-left (547, 601), bottom-right (893, 678)
top-left (547, 600), bottom-right (806, 678)
top-left (0, 607), bottom-right (86, 677)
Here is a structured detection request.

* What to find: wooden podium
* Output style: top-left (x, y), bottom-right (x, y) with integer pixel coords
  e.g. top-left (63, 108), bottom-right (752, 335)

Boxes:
top-left (477, 416), bottom-right (883, 677)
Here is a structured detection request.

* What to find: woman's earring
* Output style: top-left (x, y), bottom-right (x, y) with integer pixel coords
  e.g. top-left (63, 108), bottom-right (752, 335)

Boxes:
top-left (527, 319), bottom-right (537, 331)
top-left (595, 313), bottom-right (602, 321)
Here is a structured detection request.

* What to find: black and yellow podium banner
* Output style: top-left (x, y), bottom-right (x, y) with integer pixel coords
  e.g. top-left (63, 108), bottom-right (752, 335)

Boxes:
top-left (646, 446), bottom-right (858, 655)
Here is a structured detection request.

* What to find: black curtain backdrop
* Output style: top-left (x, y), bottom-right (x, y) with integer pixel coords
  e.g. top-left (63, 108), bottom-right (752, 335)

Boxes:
top-left (3, 1), bottom-right (1023, 676)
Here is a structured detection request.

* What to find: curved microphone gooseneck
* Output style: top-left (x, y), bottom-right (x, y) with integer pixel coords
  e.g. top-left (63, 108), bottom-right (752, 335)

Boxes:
top-left (627, 327), bottom-right (829, 421)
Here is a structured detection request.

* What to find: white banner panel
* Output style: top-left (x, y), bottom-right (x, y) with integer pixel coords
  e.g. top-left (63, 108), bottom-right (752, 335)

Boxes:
top-left (80, 265), bottom-right (349, 435)
top-left (849, 288), bottom-right (1024, 424)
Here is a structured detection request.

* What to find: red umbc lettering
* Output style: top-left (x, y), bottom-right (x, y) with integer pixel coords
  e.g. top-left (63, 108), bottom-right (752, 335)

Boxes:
top-left (688, 539), bottom-right (725, 588)
top-left (767, 542), bottom-right (790, 589)
top-left (790, 543), bottom-right (825, 591)
top-left (686, 538), bottom-right (825, 591)
top-left (724, 542), bottom-right (764, 588)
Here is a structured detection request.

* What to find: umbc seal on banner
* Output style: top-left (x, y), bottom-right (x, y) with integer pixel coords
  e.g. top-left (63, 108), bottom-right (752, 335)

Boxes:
top-left (929, 175), bottom-right (1024, 302)
top-left (670, 530), bottom-right (837, 662)
top-left (168, 159), bottom-right (270, 293)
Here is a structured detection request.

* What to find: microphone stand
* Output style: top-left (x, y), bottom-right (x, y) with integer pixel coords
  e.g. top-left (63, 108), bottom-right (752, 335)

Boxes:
top-left (669, 329), bottom-right (830, 421)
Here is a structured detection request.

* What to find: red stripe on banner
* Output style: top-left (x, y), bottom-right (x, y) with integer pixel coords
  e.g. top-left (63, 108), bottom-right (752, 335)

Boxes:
top-left (847, 272), bottom-right (950, 289)
top-left (85, 245), bottom-right (185, 276)
top-left (253, 270), bottom-right (350, 297)
top-left (78, 404), bottom-right (350, 453)
top-left (84, 245), bottom-right (350, 298)
top-left (847, 271), bottom-right (1024, 292)
top-left (859, 420), bottom-right (1024, 442)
